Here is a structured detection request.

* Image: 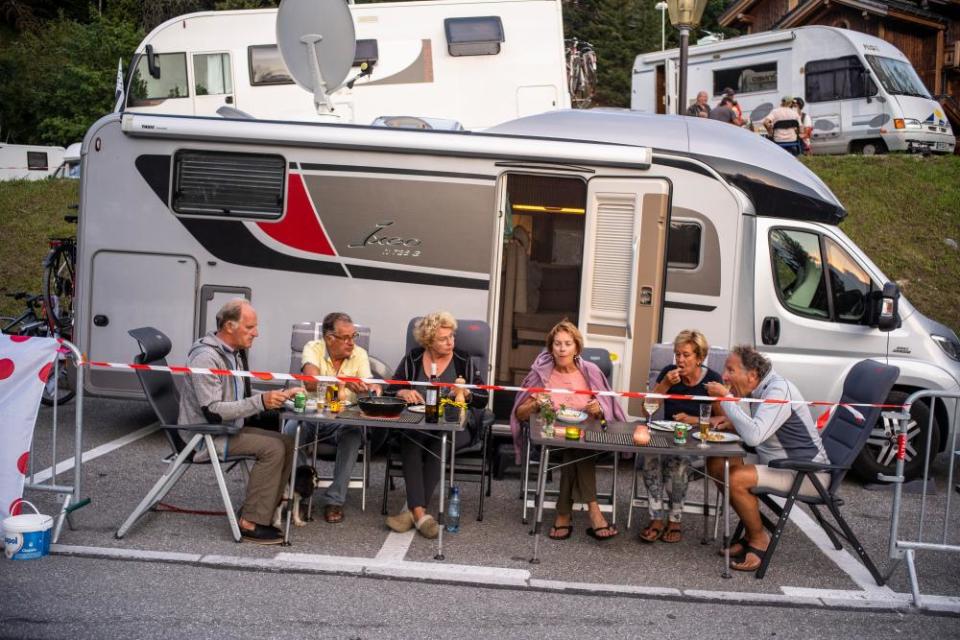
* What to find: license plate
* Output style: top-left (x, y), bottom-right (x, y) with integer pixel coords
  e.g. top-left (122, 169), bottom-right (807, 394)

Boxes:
top-left (935, 141), bottom-right (950, 151)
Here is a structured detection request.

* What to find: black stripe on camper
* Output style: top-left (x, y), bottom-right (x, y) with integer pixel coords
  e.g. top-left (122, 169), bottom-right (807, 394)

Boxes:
top-left (346, 264), bottom-right (489, 290)
top-left (136, 154), bottom-right (172, 205)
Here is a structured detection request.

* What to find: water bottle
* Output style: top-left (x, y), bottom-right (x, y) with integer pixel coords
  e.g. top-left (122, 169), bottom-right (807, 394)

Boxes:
top-left (445, 486), bottom-right (461, 533)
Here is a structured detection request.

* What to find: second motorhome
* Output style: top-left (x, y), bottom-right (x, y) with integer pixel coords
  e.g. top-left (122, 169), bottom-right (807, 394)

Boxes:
top-left (74, 109), bottom-right (959, 480)
top-left (125, 0), bottom-right (569, 129)
top-left (632, 26), bottom-right (955, 155)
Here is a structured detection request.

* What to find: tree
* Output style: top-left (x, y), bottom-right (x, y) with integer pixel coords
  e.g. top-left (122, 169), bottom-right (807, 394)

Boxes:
top-left (0, 13), bottom-right (143, 145)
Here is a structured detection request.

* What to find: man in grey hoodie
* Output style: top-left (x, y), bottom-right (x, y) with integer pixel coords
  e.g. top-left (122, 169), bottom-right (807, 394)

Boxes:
top-left (179, 299), bottom-right (297, 544)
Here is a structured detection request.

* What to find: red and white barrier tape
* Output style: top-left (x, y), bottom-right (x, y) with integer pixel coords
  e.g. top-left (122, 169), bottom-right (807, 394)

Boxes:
top-left (82, 359), bottom-right (904, 416)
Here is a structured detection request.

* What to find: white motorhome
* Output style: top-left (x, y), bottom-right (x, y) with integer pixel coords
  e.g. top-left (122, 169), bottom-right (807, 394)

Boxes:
top-left (632, 26), bottom-right (955, 155)
top-left (74, 109), bottom-right (959, 480)
top-left (0, 144), bottom-right (66, 181)
top-left (125, 0), bottom-right (569, 129)
top-left (53, 142), bottom-right (82, 179)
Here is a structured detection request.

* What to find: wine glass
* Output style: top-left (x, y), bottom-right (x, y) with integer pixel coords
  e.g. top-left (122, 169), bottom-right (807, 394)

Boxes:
top-left (643, 383), bottom-right (659, 424)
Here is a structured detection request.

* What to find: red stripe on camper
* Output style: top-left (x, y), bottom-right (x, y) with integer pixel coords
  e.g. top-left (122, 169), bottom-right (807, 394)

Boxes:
top-left (256, 173), bottom-right (336, 256)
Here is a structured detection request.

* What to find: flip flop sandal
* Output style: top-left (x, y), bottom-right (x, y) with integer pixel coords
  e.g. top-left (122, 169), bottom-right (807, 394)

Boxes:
top-left (731, 545), bottom-right (767, 572)
top-left (549, 525), bottom-right (573, 540)
top-left (661, 523), bottom-right (682, 544)
top-left (324, 505), bottom-right (344, 524)
top-left (639, 522), bottom-right (665, 543)
top-left (717, 536), bottom-right (749, 557)
top-left (586, 525), bottom-right (619, 541)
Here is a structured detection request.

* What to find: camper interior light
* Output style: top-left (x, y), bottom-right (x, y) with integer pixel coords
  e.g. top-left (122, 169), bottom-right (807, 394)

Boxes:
top-left (511, 204), bottom-right (586, 214)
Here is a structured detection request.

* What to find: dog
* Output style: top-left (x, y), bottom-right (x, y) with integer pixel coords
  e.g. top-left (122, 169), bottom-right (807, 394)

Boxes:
top-left (272, 465), bottom-right (320, 529)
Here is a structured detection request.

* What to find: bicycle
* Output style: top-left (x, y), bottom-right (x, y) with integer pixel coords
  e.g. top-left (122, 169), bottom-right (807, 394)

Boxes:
top-left (2, 291), bottom-right (76, 406)
top-left (565, 38), bottom-right (598, 108)
top-left (43, 209), bottom-right (78, 340)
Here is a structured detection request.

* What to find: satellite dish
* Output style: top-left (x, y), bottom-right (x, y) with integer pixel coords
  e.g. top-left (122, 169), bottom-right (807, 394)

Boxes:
top-left (277, 0), bottom-right (356, 115)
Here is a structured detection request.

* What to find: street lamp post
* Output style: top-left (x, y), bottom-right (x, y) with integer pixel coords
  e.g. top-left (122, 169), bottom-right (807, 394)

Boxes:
top-left (666, 0), bottom-right (708, 115)
top-left (655, 1), bottom-right (668, 51)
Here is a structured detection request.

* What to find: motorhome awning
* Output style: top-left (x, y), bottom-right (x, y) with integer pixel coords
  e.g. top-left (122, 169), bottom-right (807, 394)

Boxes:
top-left (486, 109), bottom-right (847, 225)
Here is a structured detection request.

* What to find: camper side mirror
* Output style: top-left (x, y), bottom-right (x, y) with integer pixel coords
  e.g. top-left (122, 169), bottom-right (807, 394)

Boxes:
top-left (146, 44), bottom-right (161, 79)
top-left (867, 282), bottom-right (900, 331)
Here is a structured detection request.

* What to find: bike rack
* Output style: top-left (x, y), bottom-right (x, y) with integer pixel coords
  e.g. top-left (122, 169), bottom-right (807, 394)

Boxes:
top-left (24, 338), bottom-right (89, 542)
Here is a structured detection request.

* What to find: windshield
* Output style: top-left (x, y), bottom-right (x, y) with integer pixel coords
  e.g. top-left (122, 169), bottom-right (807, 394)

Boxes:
top-left (865, 55), bottom-right (930, 98)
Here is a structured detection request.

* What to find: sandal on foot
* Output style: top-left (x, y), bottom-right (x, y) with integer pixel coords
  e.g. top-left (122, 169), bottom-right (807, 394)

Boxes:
top-left (548, 525), bottom-right (573, 540)
top-left (731, 545), bottom-right (767, 572)
top-left (639, 521), bottom-right (665, 543)
top-left (717, 536), bottom-right (748, 557)
top-left (324, 504), bottom-right (344, 524)
top-left (661, 523), bottom-right (682, 544)
top-left (586, 525), bottom-right (619, 541)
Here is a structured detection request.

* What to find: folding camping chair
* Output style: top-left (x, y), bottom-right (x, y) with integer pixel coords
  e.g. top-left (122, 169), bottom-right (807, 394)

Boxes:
top-left (734, 359), bottom-right (899, 580)
top-left (116, 327), bottom-right (254, 542)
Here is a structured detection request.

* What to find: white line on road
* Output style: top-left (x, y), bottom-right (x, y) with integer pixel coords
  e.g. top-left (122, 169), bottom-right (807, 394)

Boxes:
top-left (27, 423), bottom-right (160, 485)
top-left (374, 531), bottom-right (416, 561)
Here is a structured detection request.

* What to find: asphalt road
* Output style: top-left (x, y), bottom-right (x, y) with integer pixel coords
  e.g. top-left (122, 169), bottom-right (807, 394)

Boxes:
top-left (1, 555), bottom-right (956, 640)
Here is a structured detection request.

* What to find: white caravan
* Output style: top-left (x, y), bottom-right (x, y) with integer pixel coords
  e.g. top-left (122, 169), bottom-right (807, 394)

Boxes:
top-left (125, 0), bottom-right (569, 129)
top-left (74, 110), bottom-right (959, 479)
top-left (0, 144), bottom-right (66, 181)
top-left (632, 26), bottom-right (955, 155)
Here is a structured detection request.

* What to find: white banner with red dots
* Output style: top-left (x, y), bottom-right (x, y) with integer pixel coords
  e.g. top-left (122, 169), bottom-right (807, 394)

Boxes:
top-left (0, 334), bottom-right (59, 519)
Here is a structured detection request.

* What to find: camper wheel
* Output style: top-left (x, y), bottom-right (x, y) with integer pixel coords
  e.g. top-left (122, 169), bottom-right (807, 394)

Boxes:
top-left (853, 390), bottom-right (939, 482)
top-left (851, 139), bottom-right (888, 156)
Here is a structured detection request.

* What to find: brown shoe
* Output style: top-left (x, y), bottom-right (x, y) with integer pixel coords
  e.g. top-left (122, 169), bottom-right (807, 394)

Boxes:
top-left (324, 504), bottom-right (344, 524)
top-left (386, 509), bottom-right (415, 533)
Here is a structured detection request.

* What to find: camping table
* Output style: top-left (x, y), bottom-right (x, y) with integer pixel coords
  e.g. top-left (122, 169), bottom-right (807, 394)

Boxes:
top-left (281, 406), bottom-right (465, 559)
top-left (528, 418), bottom-right (745, 577)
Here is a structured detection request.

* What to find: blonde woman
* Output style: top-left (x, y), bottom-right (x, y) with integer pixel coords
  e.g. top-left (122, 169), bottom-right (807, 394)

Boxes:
top-left (511, 320), bottom-right (633, 541)
top-left (385, 312), bottom-right (488, 538)
top-left (639, 330), bottom-right (722, 543)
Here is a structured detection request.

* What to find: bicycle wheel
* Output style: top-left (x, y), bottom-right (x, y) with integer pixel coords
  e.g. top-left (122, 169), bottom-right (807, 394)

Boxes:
top-left (41, 353), bottom-right (75, 406)
top-left (43, 245), bottom-right (75, 339)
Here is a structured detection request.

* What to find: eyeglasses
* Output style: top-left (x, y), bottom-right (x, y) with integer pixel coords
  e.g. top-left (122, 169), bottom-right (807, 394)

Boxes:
top-left (327, 332), bottom-right (359, 343)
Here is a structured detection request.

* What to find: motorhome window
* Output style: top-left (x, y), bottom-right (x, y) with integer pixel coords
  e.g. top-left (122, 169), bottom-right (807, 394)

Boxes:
top-left (712, 62), bottom-right (776, 95)
top-left (128, 52), bottom-right (189, 104)
top-left (172, 150), bottom-right (285, 219)
top-left (667, 221), bottom-right (701, 270)
top-left (805, 56), bottom-right (875, 103)
top-left (769, 229), bottom-right (829, 319)
top-left (354, 39), bottom-right (379, 67)
top-left (194, 53), bottom-right (233, 96)
top-left (248, 45), bottom-right (294, 86)
top-left (444, 17), bottom-right (504, 56)
top-left (26, 152), bottom-right (48, 171)
top-left (824, 238), bottom-right (875, 324)
top-left (865, 55), bottom-right (931, 99)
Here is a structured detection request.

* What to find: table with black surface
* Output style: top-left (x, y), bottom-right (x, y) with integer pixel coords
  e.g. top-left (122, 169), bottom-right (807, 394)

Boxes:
top-left (281, 406), bottom-right (465, 559)
top-left (528, 418), bottom-right (745, 576)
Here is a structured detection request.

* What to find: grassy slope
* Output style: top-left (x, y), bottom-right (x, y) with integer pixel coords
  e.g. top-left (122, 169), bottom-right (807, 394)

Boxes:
top-left (0, 179), bottom-right (78, 318)
top-left (803, 155), bottom-right (960, 332)
top-left (0, 155), bottom-right (957, 329)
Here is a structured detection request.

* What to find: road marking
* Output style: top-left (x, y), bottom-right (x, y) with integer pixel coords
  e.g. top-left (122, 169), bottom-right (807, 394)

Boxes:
top-left (374, 530), bottom-right (415, 561)
top-left (773, 498), bottom-right (897, 598)
top-left (28, 423), bottom-right (160, 485)
top-left (51, 544), bottom-right (954, 613)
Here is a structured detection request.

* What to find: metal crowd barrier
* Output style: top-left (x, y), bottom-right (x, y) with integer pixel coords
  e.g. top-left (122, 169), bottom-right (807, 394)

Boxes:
top-left (24, 338), bottom-right (89, 542)
top-left (882, 389), bottom-right (960, 607)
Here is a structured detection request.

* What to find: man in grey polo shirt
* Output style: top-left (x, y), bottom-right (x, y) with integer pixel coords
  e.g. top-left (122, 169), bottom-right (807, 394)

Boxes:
top-left (705, 345), bottom-right (830, 572)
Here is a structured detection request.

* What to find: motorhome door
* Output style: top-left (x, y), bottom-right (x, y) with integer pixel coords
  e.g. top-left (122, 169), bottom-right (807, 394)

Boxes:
top-left (579, 178), bottom-right (670, 416)
top-left (191, 51), bottom-right (236, 115)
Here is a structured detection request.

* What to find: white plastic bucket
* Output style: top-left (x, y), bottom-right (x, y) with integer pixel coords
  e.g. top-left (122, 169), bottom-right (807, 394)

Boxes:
top-left (3, 501), bottom-right (53, 560)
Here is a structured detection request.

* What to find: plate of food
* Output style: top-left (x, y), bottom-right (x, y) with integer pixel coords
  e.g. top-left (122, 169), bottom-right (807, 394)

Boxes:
top-left (556, 408), bottom-right (588, 424)
top-left (649, 420), bottom-right (687, 432)
top-left (692, 430), bottom-right (740, 443)
top-left (407, 404), bottom-right (426, 413)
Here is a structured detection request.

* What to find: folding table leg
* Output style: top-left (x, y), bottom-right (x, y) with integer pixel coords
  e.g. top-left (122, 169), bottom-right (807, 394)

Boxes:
top-left (283, 424), bottom-right (301, 545)
top-left (521, 433), bottom-right (531, 524)
top-left (116, 434), bottom-right (203, 539)
top-left (722, 458), bottom-right (731, 579)
top-left (701, 464), bottom-right (710, 544)
top-left (361, 426), bottom-right (369, 513)
top-left (627, 456), bottom-right (639, 531)
top-left (530, 446), bottom-right (551, 564)
top-left (207, 434), bottom-right (242, 543)
top-left (435, 433), bottom-right (448, 561)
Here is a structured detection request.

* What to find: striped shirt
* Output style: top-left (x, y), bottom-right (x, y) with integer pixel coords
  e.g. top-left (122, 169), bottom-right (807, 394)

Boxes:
top-left (722, 370), bottom-right (829, 465)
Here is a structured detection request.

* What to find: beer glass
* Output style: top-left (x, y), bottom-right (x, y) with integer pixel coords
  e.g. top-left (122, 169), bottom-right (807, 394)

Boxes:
top-left (698, 403), bottom-right (712, 449)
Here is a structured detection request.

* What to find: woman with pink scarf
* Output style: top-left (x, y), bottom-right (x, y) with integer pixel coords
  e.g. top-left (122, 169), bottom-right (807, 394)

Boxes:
top-left (512, 320), bottom-right (638, 540)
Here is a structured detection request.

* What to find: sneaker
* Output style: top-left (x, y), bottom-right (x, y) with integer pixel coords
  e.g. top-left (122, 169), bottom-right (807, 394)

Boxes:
top-left (241, 523), bottom-right (284, 545)
top-left (385, 509), bottom-right (415, 533)
top-left (415, 514), bottom-right (439, 539)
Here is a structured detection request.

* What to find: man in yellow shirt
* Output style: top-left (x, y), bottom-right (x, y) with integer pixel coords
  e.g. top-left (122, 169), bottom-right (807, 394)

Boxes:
top-left (284, 312), bottom-right (380, 523)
